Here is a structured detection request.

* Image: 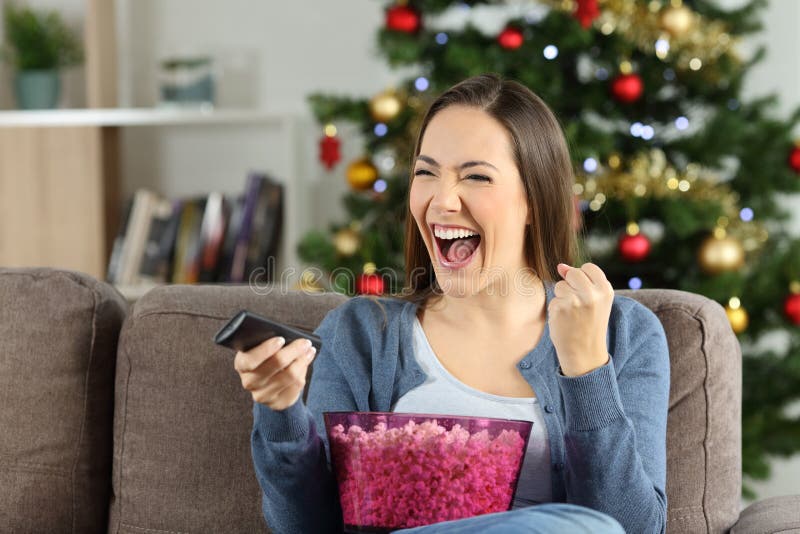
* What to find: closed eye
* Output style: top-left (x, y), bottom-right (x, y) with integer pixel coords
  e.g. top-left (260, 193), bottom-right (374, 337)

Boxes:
top-left (413, 169), bottom-right (492, 182)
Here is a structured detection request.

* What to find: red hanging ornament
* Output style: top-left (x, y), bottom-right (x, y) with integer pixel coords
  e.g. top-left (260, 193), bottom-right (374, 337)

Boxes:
top-left (785, 292), bottom-right (800, 325)
top-left (386, 4), bottom-right (420, 33)
top-left (788, 145), bottom-right (800, 174)
top-left (574, 0), bottom-right (600, 29)
top-left (356, 273), bottom-right (385, 295)
top-left (618, 231), bottom-right (651, 262)
top-left (611, 73), bottom-right (644, 104)
top-left (497, 26), bottom-right (524, 50)
top-left (319, 133), bottom-right (341, 170)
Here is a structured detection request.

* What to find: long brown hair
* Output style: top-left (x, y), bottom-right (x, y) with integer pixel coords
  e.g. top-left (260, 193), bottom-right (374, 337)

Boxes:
top-left (394, 72), bottom-right (581, 309)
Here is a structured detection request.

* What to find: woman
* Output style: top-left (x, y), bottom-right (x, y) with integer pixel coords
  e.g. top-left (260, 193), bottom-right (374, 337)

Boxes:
top-left (236, 73), bottom-right (670, 533)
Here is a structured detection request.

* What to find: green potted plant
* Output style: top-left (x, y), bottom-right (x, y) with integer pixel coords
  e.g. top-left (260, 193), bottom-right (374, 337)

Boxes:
top-left (1, 3), bottom-right (83, 110)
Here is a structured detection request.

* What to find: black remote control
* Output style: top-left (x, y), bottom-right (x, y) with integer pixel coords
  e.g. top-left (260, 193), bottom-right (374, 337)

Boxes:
top-left (213, 310), bottom-right (322, 353)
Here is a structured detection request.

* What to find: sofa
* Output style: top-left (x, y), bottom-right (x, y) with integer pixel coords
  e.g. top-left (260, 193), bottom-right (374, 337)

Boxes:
top-left (0, 266), bottom-right (798, 534)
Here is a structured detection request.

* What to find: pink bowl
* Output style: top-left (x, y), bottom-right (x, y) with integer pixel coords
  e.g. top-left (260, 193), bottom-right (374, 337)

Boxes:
top-left (323, 411), bottom-right (533, 533)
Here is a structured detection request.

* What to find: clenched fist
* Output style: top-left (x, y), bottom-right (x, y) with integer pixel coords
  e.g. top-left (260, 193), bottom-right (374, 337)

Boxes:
top-left (548, 262), bottom-right (615, 377)
top-left (234, 336), bottom-right (317, 411)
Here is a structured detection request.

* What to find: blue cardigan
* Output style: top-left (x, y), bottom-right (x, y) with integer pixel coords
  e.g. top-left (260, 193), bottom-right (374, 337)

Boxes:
top-left (251, 282), bottom-right (670, 534)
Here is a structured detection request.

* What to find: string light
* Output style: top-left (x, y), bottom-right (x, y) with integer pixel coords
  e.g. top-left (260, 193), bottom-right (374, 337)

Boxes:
top-left (655, 39), bottom-right (670, 59)
top-left (628, 277), bottom-right (643, 290)
top-left (414, 77), bottom-right (429, 91)
top-left (675, 116), bottom-right (689, 130)
top-left (374, 123), bottom-right (388, 137)
top-left (435, 32), bottom-right (448, 45)
top-left (583, 158), bottom-right (598, 173)
top-left (543, 45), bottom-right (559, 60)
top-left (373, 179), bottom-right (388, 193)
top-left (740, 207), bottom-right (754, 222)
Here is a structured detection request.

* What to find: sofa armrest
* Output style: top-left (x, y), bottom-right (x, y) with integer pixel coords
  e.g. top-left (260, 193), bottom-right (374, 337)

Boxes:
top-left (731, 495), bottom-right (800, 534)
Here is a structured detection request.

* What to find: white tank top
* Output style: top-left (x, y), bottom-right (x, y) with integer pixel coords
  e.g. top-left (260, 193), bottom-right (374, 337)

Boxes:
top-left (390, 316), bottom-right (553, 508)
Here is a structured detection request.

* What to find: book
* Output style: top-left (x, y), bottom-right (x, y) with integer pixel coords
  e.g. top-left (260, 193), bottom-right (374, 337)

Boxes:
top-left (159, 200), bottom-right (185, 283)
top-left (138, 198), bottom-right (181, 284)
top-left (171, 197), bottom-right (206, 284)
top-left (245, 175), bottom-right (284, 283)
top-left (216, 194), bottom-right (244, 283)
top-left (198, 192), bottom-right (230, 283)
top-left (228, 172), bottom-right (267, 283)
top-left (106, 196), bottom-right (134, 284)
top-left (116, 189), bottom-right (161, 286)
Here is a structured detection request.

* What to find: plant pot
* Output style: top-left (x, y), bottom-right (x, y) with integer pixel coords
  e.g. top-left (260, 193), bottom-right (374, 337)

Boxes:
top-left (14, 69), bottom-right (61, 110)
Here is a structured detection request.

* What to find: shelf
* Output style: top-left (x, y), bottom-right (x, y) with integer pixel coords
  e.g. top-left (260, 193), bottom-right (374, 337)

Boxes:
top-left (0, 108), bottom-right (289, 127)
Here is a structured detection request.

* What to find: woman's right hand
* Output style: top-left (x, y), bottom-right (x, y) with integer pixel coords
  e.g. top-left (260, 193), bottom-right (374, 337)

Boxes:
top-left (234, 336), bottom-right (317, 411)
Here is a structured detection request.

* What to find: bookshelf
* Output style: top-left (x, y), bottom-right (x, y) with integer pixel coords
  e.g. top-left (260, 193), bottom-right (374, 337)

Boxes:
top-left (0, 108), bottom-right (290, 127)
top-left (0, 108), bottom-right (307, 291)
top-left (0, 1), bottom-right (309, 294)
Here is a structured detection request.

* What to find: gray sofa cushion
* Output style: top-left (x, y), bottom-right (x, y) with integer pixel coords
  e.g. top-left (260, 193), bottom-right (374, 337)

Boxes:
top-left (108, 283), bottom-right (346, 534)
top-left (0, 267), bottom-right (128, 533)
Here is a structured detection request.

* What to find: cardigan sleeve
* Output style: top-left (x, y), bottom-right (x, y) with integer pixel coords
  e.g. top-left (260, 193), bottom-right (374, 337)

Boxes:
top-left (250, 304), bottom-right (358, 534)
top-left (556, 301), bottom-right (670, 534)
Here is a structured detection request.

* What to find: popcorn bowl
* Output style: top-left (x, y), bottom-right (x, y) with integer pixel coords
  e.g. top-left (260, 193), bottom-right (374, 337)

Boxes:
top-left (323, 411), bottom-right (533, 533)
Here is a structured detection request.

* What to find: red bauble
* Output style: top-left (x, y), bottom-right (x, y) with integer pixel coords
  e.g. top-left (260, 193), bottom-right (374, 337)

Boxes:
top-left (618, 233), bottom-right (651, 262)
top-left (784, 293), bottom-right (800, 325)
top-left (788, 146), bottom-right (800, 174)
top-left (356, 273), bottom-right (385, 295)
top-left (611, 73), bottom-right (644, 104)
top-left (319, 135), bottom-right (341, 170)
top-left (574, 0), bottom-right (600, 29)
top-left (386, 5), bottom-right (420, 33)
top-left (498, 27), bottom-right (524, 50)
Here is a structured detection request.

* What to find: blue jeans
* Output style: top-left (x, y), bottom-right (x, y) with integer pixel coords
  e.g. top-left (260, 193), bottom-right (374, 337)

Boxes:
top-left (390, 503), bottom-right (625, 533)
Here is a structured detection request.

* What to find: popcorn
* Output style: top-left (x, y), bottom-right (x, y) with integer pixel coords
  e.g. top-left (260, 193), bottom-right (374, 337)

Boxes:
top-left (328, 418), bottom-right (528, 530)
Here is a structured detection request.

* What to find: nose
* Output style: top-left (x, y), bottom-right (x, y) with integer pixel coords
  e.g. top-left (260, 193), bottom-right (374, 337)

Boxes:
top-left (429, 178), bottom-right (462, 214)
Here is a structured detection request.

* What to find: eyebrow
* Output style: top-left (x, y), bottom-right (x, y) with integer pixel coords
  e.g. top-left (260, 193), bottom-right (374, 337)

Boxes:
top-left (415, 155), bottom-right (499, 172)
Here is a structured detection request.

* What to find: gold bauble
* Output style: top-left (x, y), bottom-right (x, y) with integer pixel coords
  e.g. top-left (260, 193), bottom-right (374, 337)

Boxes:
top-left (369, 90), bottom-right (402, 123)
top-left (661, 5), bottom-right (694, 36)
top-left (334, 228), bottom-right (361, 256)
top-left (698, 234), bottom-right (745, 274)
top-left (346, 158), bottom-right (379, 191)
top-left (725, 304), bottom-right (748, 334)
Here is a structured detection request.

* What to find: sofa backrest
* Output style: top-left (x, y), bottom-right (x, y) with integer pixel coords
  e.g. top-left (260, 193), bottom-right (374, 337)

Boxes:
top-left (0, 267), bottom-right (128, 533)
top-left (108, 284), bottom-right (346, 534)
top-left (618, 289), bottom-right (742, 533)
top-left (110, 284), bottom-right (741, 534)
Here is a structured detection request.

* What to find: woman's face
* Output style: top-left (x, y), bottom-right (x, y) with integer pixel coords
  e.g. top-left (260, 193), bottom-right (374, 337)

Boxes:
top-left (410, 105), bottom-right (531, 297)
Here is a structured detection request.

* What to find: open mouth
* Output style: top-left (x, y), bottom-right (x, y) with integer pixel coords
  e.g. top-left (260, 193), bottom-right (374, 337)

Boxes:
top-left (431, 225), bottom-right (482, 268)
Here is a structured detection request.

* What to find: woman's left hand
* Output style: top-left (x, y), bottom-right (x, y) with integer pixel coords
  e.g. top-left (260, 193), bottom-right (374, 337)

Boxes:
top-left (549, 262), bottom-right (615, 377)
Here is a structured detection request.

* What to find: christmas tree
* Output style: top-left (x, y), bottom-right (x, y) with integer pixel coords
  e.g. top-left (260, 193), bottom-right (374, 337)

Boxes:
top-left (299, 0), bottom-right (800, 497)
